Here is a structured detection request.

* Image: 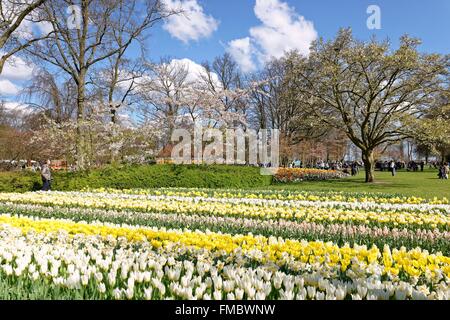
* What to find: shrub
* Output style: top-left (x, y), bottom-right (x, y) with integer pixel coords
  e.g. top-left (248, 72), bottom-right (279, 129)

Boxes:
top-left (0, 171), bottom-right (42, 193)
top-left (0, 165), bottom-right (272, 192)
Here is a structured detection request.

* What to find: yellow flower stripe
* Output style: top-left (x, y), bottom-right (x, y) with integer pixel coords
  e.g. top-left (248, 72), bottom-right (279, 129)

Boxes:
top-left (99, 188), bottom-right (449, 205)
top-left (0, 193), bottom-right (448, 229)
top-left (1, 215), bottom-right (449, 279)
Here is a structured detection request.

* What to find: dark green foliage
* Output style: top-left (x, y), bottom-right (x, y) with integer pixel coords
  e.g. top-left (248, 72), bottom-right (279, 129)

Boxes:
top-left (0, 171), bottom-right (42, 192)
top-left (0, 165), bottom-right (272, 192)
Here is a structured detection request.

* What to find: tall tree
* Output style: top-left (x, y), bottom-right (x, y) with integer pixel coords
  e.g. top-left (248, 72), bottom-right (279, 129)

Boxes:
top-left (249, 55), bottom-right (329, 164)
top-left (140, 57), bottom-right (190, 144)
top-left (28, 0), bottom-right (173, 170)
top-left (201, 54), bottom-right (241, 111)
top-left (289, 29), bottom-right (449, 182)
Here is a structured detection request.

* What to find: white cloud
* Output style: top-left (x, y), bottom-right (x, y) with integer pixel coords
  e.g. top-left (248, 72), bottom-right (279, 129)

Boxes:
top-left (117, 112), bottom-right (136, 128)
top-left (35, 21), bottom-right (54, 35)
top-left (162, 0), bottom-right (219, 43)
top-left (170, 58), bottom-right (219, 84)
top-left (227, 0), bottom-right (317, 72)
top-left (0, 55), bottom-right (35, 97)
top-left (0, 55), bottom-right (34, 81)
top-left (0, 79), bottom-right (20, 95)
top-left (227, 37), bottom-right (256, 73)
top-left (2, 101), bottom-right (33, 115)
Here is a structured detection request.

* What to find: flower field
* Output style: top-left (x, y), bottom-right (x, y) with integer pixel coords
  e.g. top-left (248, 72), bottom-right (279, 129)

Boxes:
top-left (0, 189), bottom-right (449, 300)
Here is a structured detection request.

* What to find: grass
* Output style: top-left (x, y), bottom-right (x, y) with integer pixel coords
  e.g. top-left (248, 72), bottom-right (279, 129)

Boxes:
top-left (266, 168), bottom-right (450, 199)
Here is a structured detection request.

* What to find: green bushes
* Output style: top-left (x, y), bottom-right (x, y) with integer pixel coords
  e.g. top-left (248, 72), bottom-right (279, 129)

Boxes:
top-left (0, 171), bottom-right (42, 193)
top-left (0, 165), bottom-right (272, 192)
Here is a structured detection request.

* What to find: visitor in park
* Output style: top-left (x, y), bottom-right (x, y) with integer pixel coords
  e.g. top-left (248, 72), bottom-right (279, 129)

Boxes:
top-left (444, 163), bottom-right (449, 180)
top-left (390, 160), bottom-right (396, 176)
top-left (350, 162), bottom-right (357, 176)
top-left (41, 160), bottom-right (52, 191)
top-left (420, 161), bottom-right (425, 172)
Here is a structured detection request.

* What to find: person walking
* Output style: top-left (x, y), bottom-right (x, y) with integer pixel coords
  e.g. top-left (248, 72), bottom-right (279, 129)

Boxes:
top-left (41, 160), bottom-right (52, 191)
top-left (444, 163), bottom-right (450, 180)
top-left (390, 160), bottom-right (396, 176)
top-left (351, 162), bottom-right (357, 176)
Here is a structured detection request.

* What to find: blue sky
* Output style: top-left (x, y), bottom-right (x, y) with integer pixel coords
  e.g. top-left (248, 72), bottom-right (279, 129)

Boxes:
top-left (144, 0), bottom-right (450, 65)
top-left (1, 0), bottom-right (450, 103)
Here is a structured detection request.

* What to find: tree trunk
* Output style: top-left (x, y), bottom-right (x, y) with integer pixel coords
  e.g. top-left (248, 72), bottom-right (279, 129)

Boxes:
top-left (362, 149), bottom-right (375, 183)
top-left (0, 57), bottom-right (6, 75)
top-left (76, 71), bottom-right (87, 171)
top-left (75, 0), bottom-right (89, 171)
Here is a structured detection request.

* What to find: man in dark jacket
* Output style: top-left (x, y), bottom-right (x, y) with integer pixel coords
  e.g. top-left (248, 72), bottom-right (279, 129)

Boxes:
top-left (41, 160), bottom-right (52, 191)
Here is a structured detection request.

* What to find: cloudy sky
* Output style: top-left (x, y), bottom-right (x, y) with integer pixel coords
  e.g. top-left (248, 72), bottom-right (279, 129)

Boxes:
top-left (2, 0), bottom-right (450, 104)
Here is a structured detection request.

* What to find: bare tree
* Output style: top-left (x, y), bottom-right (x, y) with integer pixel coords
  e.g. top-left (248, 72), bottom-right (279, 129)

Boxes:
top-left (21, 69), bottom-right (77, 123)
top-left (92, 58), bottom-right (147, 124)
top-left (248, 55), bottom-right (328, 165)
top-left (140, 57), bottom-right (190, 144)
top-left (28, 0), bottom-right (174, 170)
top-left (0, 0), bottom-right (51, 74)
top-left (200, 53), bottom-right (248, 126)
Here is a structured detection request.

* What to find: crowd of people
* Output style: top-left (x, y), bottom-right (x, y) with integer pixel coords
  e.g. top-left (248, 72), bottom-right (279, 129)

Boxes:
top-left (376, 160), bottom-right (428, 172)
top-left (289, 159), bottom-right (363, 176)
top-left (288, 158), bottom-right (449, 180)
top-left (290, 159), bottom-right (361, 171)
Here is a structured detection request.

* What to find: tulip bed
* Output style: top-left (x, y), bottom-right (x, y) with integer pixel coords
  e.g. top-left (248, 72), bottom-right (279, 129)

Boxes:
top-left (274, 168), bottom-right (348, 182)
top-left (0, 188), bottom-right (449, 300)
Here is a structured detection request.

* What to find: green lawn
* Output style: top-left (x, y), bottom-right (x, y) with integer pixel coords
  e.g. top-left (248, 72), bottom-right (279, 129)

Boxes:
top-left (264, 169), bottom-right (450, 199)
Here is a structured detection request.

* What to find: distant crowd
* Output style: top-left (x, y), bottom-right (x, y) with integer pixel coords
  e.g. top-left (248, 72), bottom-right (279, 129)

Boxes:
top-left (288, 160), bottom-right (363, 176)
top-left (375, 160), bottom-right (427, 172)
top-left (286, 158), bottom-right (449, 180)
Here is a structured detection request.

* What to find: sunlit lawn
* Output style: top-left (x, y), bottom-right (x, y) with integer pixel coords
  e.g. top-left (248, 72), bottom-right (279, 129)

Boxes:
top-left (264, 169), bottom-right (450, 199)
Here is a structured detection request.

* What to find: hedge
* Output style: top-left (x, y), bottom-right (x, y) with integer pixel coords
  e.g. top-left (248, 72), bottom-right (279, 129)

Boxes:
top-left (0, 164), bottom-right (273, 192)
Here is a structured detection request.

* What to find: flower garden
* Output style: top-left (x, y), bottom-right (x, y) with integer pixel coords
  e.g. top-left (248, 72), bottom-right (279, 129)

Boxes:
top-left (274, 168), bottom-right (348, 182)
top-left (0, 188), bottom-right (448, 300)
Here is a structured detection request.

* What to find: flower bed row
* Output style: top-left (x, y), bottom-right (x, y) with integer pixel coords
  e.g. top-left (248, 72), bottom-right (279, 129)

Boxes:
top-left (0, 189), bottom-right (449, 300)
top-left (87, 188), bottom-right (450, 205)
top-left (0, 192), bottom-right (447, 230)
top-left (1, 203), bottom-right (449, 254)
top-left (0, 214), bottom-right (449, 300)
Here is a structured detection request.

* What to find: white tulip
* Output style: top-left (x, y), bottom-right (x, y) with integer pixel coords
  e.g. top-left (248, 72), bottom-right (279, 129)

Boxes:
top-left (335, 288), bottom-right (346, 300)
top-left (213, 291), bottom-right (222, 300)
top-left (226, 292), bottom-right (235, 300)
top-left (98, 282), bottom-right (106, 294)
top-left (307, 286), bottom-right (316, 299)
top-left (203, 293), bottom-right (211, 300)
top-left (235, 288), bottom-right (244, 300)
top-left (315, 291), bottom-right (325, 300)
